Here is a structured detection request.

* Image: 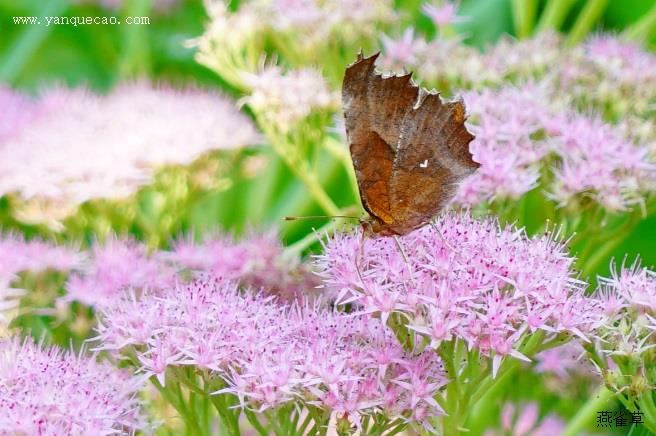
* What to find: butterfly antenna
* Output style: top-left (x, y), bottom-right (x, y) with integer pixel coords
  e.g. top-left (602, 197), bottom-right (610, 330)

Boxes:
top-left (283, 215), bottom-right (360, 221)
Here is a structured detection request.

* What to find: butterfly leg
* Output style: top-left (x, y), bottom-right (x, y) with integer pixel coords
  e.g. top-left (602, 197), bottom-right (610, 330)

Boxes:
top-left (393, 235), bottom-right (416, 283)
top-left (430, 221), bottom-right (460, 255)
top-left (354, 226), bottom-right (367, 290)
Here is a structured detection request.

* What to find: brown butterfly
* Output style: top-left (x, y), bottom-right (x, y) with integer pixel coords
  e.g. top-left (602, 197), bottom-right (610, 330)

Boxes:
top-left (342, 52), bottom-right (479, 236)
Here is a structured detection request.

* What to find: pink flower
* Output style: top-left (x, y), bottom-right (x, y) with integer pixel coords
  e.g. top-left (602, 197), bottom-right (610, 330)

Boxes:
top-left (165, 231), bottom-right (320, 302)
top-left (0, 84), bottom-right (259, 218)
top-left (379, 28), bottom-right (425, 72)
top-left (454, 84), bottom-right (656, 211)
top-left (421, 1), bottom-right (467, 27)
top-left (65, 236), bottom-right (175, 308)
top-left (95, 279), bottom-right (446, 430)
top-left (316, 213), bottom-right (606, 376)
top-left (0, 336), bottom-right (145, 434)
top-left (487, 402), bottom-right (564, 436)
top-left (0, 87), bottom-right (41, 143)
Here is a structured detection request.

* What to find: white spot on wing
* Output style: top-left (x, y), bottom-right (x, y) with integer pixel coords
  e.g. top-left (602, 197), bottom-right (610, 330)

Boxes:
top-left (419, 159), bottom-right (428, 168)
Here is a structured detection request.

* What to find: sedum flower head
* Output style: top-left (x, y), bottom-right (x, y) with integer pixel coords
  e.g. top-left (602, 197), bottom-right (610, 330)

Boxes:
top-left (454, 85), bottom-right (656, 211)
top-left (65, 236), bottom-right (175, 309)
top-left (0, 84), bottom-right (259, 224)
top-left (316, 213), bottom-right (605, 376)
top-left (95, 279), bottom-right (446, 430)
top-left (0, 336), bottom-right (145, 434)
top-left (166, 231), bottom-right (320, 302)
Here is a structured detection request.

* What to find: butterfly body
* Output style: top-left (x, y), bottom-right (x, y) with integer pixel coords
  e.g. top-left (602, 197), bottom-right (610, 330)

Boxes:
top-left (342, 52), bottom-right (479, 236)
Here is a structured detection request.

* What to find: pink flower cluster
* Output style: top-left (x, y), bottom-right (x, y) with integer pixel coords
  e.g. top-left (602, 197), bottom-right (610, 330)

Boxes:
top-left (0, 336), bottom-right (144, 434)
top-left (455, 85), bottom-right (655, 210)
top-left (0, 84), bottom-right (258, 215)
top-left (316, 213), bottom-right (606, 376)
top-left (64, 237), bottom-right (175, 309)
top-left (62, 232), bottom-right (317, 309)
top-left (455, 85), bottom-right (549, 204)
top-left (166, 232), bottom-right (319, 302)
top-left (94, 279), bottom-right (446, 428)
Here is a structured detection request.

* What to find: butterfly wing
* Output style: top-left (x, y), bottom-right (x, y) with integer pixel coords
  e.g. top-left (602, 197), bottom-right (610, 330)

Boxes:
top-left (342, 52), bottom-right (419, 229)
top-left (389, 93), bottom-right (479, 234)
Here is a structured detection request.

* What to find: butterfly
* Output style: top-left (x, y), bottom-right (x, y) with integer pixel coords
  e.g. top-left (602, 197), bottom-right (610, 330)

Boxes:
top-left (342, 52), bottom-right (479, 236)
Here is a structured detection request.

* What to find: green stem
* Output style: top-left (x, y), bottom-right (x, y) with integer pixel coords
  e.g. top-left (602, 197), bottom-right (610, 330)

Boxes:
top-left (563, 385), bottom-right (614, 436)
top-left (268, 137), bottom-right (340, 217)
top-left (117, 0), bottom-right (152, 78)
top-left (323, 136), bottom-right (359, 202)
top-left (536, 0), bottom-right (577, 32)
top-left (624, 3), bottom-right (656, 42)
top-left (566, 0), bottom-right (609, 46)
top-left (637, 393), bottom-right (656, 433)
top-left (511, 0), bottom-right (538, 38)
top-left (0, 0), bottom-right (68, 82)
top-left (283, 218), bottom-right (342, 258)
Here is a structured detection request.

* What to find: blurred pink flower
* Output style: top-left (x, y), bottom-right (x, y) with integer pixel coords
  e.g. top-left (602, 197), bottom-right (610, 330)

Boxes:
top-left (379, 28), bottom-right (426, 72)
top-left (165, 231), bottom-right (320, 302)
top-left (0, 84), bottom-right (259, 208)
top-left (61, 232), bottom-right (317, 308)
top-left (0, 336), bottom-right (145, 434)
top-left (65, 236), bottom-right (175, 309)
top-left (421, 1), bottom-right (468, 27)
top-left (0, 87), bottom-right (41, 143)
top-left (547, 113), bottom-right (655, 211)
top-left (486, 402), bottom-right (564, 436)
top-left (534, 341), bottom-right (597, 383)
top-left (584, 34), bottom-right (656, 83)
